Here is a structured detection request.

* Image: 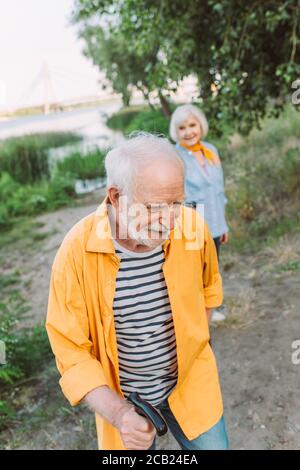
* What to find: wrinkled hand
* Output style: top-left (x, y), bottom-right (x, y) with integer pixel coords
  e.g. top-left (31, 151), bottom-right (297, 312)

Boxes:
top-left (116, 404), bottom-right (156, 450)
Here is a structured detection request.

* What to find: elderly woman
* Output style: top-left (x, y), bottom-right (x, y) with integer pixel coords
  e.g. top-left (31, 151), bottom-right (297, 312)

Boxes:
top-left (170, 104), bottom-right (229, 322)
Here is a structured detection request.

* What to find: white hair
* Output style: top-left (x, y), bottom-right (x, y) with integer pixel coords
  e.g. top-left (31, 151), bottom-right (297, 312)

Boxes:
top-left (105, 132), bottom-right (184, 196)
top-left (169, 104), bottom-right (209, 142)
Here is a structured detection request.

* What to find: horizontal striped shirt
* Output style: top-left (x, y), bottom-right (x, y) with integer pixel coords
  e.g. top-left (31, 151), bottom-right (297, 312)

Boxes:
top-left (113, 239), bottom-right (178, 406)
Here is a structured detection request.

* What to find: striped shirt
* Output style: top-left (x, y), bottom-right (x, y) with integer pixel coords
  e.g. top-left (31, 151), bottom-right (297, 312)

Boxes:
top-left (113, 239), bottom-right (178, 406)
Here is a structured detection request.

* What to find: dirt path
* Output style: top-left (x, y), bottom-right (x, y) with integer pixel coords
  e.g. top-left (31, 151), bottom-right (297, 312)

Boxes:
top-left (1, 193), bottom-right (299, 449)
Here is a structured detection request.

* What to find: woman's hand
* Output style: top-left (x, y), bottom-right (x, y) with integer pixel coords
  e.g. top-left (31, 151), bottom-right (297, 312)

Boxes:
top-left (220, 233), bottom-right (229, 244)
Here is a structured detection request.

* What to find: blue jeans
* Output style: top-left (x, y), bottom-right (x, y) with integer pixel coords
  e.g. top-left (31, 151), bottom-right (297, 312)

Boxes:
top-left (149, 398), bottom-right (229, 450)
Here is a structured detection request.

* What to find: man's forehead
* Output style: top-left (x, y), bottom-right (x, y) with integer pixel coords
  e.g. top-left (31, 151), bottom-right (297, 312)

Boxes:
top-left (137, 187), bottom-right (184, 205)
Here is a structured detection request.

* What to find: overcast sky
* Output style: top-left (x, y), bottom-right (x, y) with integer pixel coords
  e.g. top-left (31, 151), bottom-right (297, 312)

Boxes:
top-left (0, 0), bottom-right (103, 110)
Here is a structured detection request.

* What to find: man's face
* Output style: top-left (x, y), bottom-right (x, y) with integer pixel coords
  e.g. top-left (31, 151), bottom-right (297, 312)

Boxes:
top-left (118, 163), bottom-right (185, 248)
top-left (177, 115), bottom-right (202, 147)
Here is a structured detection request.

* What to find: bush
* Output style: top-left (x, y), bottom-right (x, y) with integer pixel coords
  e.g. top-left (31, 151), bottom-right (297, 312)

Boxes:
top-left (55, 149), bottom-right (105, 180)
top-left (106, 107), bottom-right (144, 131)
top-left (126, 109), bottom-right (169, 136)
top-left (0, 172), bottom-right (76, 231)
top-left (0, 282), bottom-right (52, 430)
top-left (0, 132), bottom-right (82, 184)
top-left (0, 137), bottom-right (50, 184)
top-left (225, 106), bottom-right (300, 246)
top-left (107, 106), bottom-right (170, 136)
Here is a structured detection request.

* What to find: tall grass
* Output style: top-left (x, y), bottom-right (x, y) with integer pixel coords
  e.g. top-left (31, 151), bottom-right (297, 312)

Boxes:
top-left (0, 132), bottom-right (82, 184)
top-left (55, 148), bottom-right (105, 180)
top-left (107, 106), bottom-right (170, 136)
top-left (0, 272), bottom-right (52, 430)
top-left (224, 106), bottom-right (300, 248)
top-left (0, 172), bottom-right (76, 231)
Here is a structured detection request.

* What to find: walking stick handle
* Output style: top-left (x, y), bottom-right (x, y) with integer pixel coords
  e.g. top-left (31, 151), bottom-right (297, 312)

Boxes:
top-left (127, 392), bottom-right (168, 436)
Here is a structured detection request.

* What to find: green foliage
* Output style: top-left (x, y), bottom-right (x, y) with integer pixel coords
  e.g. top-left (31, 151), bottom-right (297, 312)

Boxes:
top-left (55, 149), bottom-right (106, 180)
top-left (0, 400), bottom-right (16, 429)
top-left (0, 144), bottom-right (106, 232)
top-left (74, 0), bottom-right (300, 134)
top-left (126, 109), bottom-right (169, 135)
top-left (0, 132), bottom-right (82, 184)
top-left (107, 107), bottom-right (170, 135)
top-left (106, 107), bottom-right (143, 131)
top-left (0, 172), bottom-right (76, 231)
top-left (278, 260), bottom-right (300, 272)
top-left (75, 17), bottom-right (173, 110)
top-left (224, 107), bottom-right (300, 246)
top-left (11, 326), bottom-right (52, 378)
top-left (0, 273), bottom-right (52, 429)
top-left (0, 137), bottom-right (49, 184)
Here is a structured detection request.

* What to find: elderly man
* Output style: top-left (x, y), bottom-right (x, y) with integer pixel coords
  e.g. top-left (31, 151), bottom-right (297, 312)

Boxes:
top-left (46, 133), bottom-right (229, 450)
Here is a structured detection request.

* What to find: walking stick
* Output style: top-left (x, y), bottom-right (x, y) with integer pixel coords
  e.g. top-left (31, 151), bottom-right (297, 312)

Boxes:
top-left (127, 392), bottom-right (168, 436)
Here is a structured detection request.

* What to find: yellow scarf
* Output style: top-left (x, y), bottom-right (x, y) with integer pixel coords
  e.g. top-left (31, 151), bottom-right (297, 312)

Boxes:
top-left (179, 140), bottom-right (220, 166)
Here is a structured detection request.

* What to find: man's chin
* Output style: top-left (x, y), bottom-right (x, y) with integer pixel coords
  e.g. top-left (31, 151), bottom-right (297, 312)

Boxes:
top-left (138, 239), bottom-right (165, 249)
top-left (136, 234), bottom-right (170, 249)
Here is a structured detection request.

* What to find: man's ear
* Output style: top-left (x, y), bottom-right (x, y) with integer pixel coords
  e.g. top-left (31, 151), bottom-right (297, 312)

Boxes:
top-left (108, 187), bottom-right (120, 208)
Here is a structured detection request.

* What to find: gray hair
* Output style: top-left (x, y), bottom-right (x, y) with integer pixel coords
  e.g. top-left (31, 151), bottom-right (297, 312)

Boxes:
top-left (169, 104), bottom-right (209, 142)
top-left (105, 132), bottom-right (184, 196)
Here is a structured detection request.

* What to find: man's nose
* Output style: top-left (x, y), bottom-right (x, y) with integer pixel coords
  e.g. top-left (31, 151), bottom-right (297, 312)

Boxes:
top-left (159, 210), bottom-right (175, 230)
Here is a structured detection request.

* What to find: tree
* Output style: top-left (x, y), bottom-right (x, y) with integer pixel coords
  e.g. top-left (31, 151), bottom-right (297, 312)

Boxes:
top-left (73, 5), bottom-right (177, 115)
top-left (72, 0), bottom-right (300, 133)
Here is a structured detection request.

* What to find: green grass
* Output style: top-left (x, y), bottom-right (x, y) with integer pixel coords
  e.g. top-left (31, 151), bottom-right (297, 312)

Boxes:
top-left (106, 105), bottom-right (147, 131)
top-left (0, 132), bottom-right (82, 184)
top-left (55, 148), bottom-right (105, 180)
top-left (0, 219), bottom-right (46, 251)
top-left (0, 145), bottom-right (106, 232)
top-left (222, 106), bottom-right (300, 252)
top-left (107, 105), bottom-right (170, 136)
top-left (0, 172), bottom-right (76, 231)
top-left (277, 260), bottom-right (300, 272)
top-left (0, 270), bottom-right (52, 430)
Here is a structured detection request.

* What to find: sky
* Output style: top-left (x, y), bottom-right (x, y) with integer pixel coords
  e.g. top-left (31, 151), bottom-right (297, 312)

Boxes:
top-left (0, 0), bottom-right (104, 111)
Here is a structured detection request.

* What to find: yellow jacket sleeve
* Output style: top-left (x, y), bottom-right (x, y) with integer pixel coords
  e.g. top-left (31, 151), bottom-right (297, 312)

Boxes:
top-left (46, 249), bottom-right (108, 406)
top-left (202, 224), bottom-right (223, 309)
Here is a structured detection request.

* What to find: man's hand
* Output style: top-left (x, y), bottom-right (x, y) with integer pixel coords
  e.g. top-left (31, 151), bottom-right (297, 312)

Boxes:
top-left (83, 385), bottom-right (155, 450)
top-left (116, 404), bottom-right (156, 450)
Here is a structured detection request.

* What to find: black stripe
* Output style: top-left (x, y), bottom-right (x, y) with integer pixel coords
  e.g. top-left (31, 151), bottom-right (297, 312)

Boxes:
top-left (121, 377), bottom-right (177, 393)
top-left (115, 249), bottom-right (163, 262)
top-left (122, 382), bottom-right (177, 403)
top-left (114, 293), bottom-right (170, 311)
top-left (114, 302), bottom-right (171, 320)
top-left (114, 304), bottom-right (171, 322)
top-left (114, 285), bottom-right (167, 302)
top-left (118, 258), bottom-right (164, 272)
top-left (118, 343), bottom-right (177, 364)
top-left (115, 309), bottom-right (172, 327)
top-left (116, 316), bottom-right (173, 332)
top-left (116, 328), bottom-right (175, 350)
top-left (117, 336), bottom-right (176, 356)
top-left (119, 355), bottom-right (178, 373)
top-left (115, 318), bottom-right (174, 337)
top-left (115, 277), bottom-right (166, 292)
top-left (115, 268), bottom-right (163, 282)
top-left (120, 371), bottom-right (177, 382)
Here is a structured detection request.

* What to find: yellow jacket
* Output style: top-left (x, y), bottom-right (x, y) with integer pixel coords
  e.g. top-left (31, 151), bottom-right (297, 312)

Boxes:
top-left (46, 198), bottom-right (224, 450)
